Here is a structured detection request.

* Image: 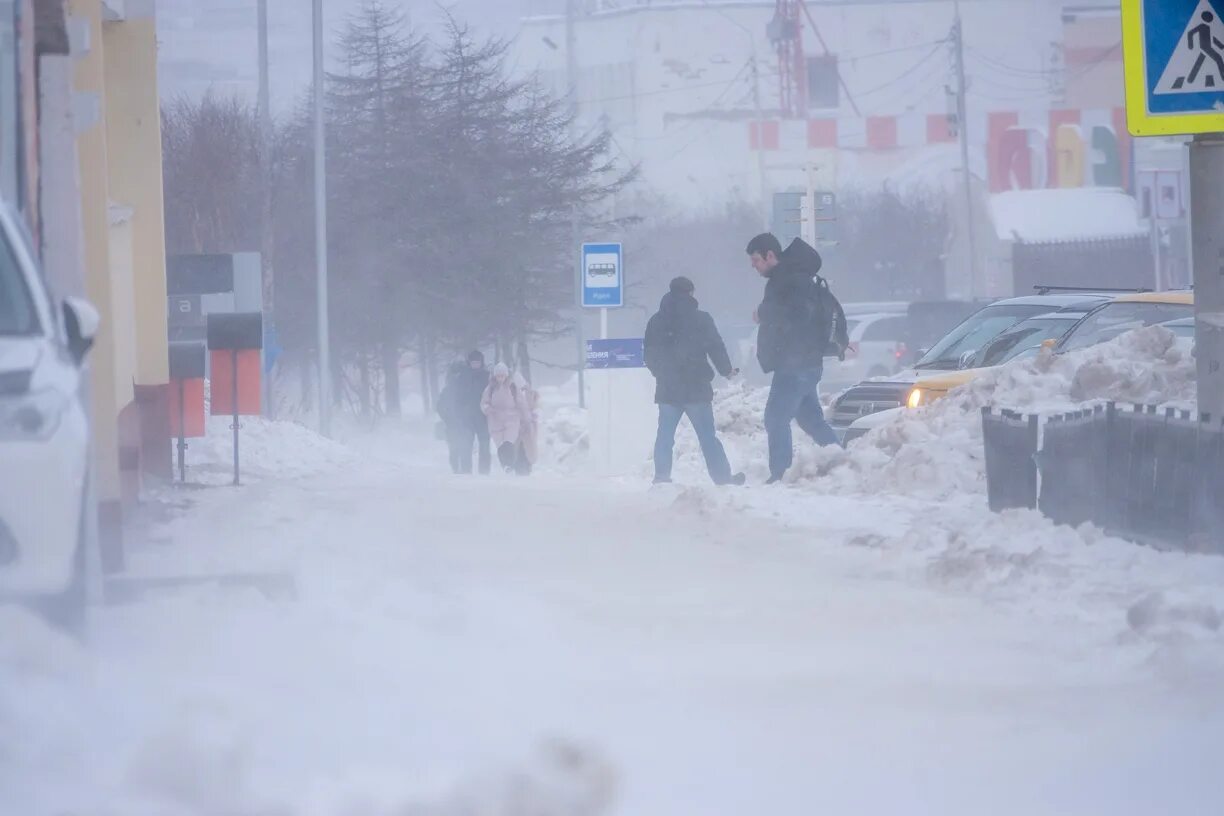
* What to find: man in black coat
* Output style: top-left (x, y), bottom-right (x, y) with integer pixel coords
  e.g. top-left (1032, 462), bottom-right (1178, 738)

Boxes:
top-left (447, 350), bottom-right (492, 474)
top-left (643, 277), bottom-right (745, 486)
top-left (747, 233), bottom-right (841, 484)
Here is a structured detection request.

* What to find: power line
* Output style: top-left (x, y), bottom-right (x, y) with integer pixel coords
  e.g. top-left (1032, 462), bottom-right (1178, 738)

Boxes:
top-left (845, 44), bottom-right (948, 98)
top-left (629, 59), bottom-right (753, 142)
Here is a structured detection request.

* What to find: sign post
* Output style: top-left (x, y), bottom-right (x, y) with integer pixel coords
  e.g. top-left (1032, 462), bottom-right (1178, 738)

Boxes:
top-left (1123, 0), bottom-right (1224, 418)
top-left (579, 244), bottom-right (629, 473)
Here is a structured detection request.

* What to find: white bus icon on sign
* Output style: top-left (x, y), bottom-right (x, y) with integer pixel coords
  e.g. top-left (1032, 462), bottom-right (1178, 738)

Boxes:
top-left (585, 253), bottom-right (619, 288)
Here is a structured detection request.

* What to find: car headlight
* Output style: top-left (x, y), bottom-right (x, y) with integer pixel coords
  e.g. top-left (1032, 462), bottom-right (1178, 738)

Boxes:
top-left (906, 387), bottom-right (925, 409)
top-left (0, 389), bottom-right (68, 441)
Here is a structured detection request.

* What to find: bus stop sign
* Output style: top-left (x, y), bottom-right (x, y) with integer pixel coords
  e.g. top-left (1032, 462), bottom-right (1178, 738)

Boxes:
top-left (1123, 0), bottom-right (1224, 135)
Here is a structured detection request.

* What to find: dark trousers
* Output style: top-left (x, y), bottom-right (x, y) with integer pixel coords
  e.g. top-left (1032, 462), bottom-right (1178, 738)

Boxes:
top-left (764, 365), bottom-right (841, 479)
top-left (654, 402), bottom-right (733, 485)
top-left (454, 420), bottom-right (491, 475)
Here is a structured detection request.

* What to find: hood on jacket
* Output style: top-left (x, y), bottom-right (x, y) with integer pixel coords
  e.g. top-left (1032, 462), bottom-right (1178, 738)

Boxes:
top-left (658, 290), bottom-right (699, 314)
top-left (775, 237), bottom-right (823, 278)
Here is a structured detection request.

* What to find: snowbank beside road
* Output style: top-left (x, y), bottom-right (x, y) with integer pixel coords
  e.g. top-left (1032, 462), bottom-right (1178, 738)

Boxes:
top-left (665, 326), bottom-right (1197, 499)
top-left (188, 415), bottom-right (356, 484)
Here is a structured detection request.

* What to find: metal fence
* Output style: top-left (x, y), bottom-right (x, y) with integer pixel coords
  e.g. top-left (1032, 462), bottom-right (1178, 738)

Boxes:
top-left (982, 403), bottom-right (1224, 553)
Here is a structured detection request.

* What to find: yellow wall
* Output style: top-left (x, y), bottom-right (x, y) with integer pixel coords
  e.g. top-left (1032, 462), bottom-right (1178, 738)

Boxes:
top-left (102, 11), bottom-right (168, 386)
top-left (70, 0), bottom-right (126, 504)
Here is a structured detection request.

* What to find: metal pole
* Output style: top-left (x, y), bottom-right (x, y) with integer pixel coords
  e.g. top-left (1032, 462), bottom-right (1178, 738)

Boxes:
top-left (1190, 134), bottom-right (1224, 419)
top-left (177, 378), bottom-right (186, 483)
top-left (952, 2), bottom-right (979, 300)
top-left (750, 53), bottom-right (770, 231)
top-left (257, 0), bottom-right (275, 420)
top-left (566, 0), bottom-right (585, 409)
top-left (312, 0), bottom-right (332, 436)
top-left (232, 350), bottom-right (241, 486)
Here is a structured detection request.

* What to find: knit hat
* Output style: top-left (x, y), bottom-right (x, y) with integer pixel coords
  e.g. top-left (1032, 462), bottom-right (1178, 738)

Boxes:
top-left (493, 362), bottom-right (510, 377)
top-left (669, 276), bottom-right (695, 294)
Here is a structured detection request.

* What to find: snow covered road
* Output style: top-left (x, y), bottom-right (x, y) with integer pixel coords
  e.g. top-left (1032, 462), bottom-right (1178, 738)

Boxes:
top-left (3, 423), bottom-right (1224, 815)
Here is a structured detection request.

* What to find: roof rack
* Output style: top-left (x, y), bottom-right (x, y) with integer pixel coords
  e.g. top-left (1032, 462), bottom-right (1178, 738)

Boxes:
top-left (1032, 285), bottom-right (1152, 295)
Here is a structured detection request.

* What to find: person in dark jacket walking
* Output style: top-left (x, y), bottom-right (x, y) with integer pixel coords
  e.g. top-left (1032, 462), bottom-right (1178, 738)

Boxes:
top-left (447, 350), bottom-right (493, 474)
top-left (436, 361), bottom-right (469, 473)
top-left (644, 277), bottom-right (746, 486)
top-left (747, 233), bottom-right (841, 483)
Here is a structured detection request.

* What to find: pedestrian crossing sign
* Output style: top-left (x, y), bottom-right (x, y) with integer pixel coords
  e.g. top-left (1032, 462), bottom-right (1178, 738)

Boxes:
top-left (1123, 0), bottom-right (1224, 135)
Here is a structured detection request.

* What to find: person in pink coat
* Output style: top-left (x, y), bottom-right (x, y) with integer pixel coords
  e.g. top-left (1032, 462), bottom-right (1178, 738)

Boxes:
top-left (482, 362), bottom-right (527, 472)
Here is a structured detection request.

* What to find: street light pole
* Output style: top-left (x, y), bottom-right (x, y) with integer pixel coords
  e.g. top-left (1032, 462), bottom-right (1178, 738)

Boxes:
top-left (566, 0), bottom-right (585, 409)
top-left (952, 1), bottom-right (979, 300)
top-left (312, 0), bottom-right (332, 436)
top-left (257, 0), bottom-right (274, 418)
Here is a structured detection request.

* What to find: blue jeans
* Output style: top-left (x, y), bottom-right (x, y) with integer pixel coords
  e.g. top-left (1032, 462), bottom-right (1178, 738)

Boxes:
top-left (654, 402), bottom-right (733, 485)
top-left (764, 366), bottom-right (841, 478)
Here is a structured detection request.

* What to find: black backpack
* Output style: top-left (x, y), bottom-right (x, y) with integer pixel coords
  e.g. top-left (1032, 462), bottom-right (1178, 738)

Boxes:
top-left (785, 238), bottom-right (850, 360)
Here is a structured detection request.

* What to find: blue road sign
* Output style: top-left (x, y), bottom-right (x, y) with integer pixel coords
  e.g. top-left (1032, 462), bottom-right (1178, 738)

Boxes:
top-left (581, 242), bottom-right (623, 308)
top-left (586, 338), bottom-right (644, 369)
top-left (1123, 0), bottom-right (1224, 135)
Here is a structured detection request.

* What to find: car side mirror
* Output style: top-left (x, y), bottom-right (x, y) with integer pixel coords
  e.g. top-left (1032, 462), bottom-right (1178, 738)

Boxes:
top-left (1040, 338), bottom-right (1057, 352)
top-left (958, 349), bottom-right (976, 370)
top-left (63, 297), bottom-right (99, 366)
top-left (914, 348), bottom-right (928, 360)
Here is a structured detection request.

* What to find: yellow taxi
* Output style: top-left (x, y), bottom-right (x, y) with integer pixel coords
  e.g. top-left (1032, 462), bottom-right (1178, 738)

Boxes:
top-left (903, 291), bottom-right (1195, 409)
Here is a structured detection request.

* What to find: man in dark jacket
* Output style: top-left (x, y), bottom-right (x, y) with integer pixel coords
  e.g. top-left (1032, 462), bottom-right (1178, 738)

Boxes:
top-left (436, 361), bottom-right (467, 473)
top-left (747, 233), bottom-right (841, 483)
top-left (644, 277), bottom-right (746, 486)
top-left (446, 350), bottom-right (492, 474)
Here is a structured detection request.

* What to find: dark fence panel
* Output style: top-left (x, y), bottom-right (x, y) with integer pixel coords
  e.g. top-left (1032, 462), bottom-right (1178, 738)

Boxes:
top-left (1037, 407), bottom-right (1106, 527)
top-left (981, 408), bottom-right (1039, 512)
top-left (988, 402), bottom-right (1224, 553)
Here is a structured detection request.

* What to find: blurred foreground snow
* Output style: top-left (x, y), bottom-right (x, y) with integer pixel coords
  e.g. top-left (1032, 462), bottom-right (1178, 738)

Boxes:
top-left (2, 326), bottom-right (1222, 815)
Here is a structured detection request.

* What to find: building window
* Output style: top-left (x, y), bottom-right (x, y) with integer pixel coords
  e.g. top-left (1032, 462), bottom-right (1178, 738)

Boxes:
top-left (806, 55), bottom-right (839, 110)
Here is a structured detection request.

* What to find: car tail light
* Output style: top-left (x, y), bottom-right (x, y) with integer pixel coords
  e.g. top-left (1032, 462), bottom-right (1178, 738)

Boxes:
top-left (894, 342), bottom-right (908, 361)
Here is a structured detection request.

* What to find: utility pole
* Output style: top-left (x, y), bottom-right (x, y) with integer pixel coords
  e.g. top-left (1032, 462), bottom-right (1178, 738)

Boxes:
top-left (952, 1), bottom-right (979, 300)
top-left (312, 0), bottom-right (332, 436)
top-left (1190, 134), bottom-right (1224, 419)
top-left (750, 52), bottom-right (770, 231)
top-left (566, 0), bottom-right (585, 408)
top-left (257, 0), bottom-right (274, 418)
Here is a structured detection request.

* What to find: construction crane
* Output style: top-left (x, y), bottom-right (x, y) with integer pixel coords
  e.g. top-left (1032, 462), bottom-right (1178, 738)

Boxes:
top-left (769, 0), bottom-right (862, 119)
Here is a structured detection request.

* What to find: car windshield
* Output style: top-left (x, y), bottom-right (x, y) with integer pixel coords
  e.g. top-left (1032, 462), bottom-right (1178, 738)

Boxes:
top-left (1058, 302), bottom-right (1194, 352)
top-left (915, 303), bottom-right (1051, 370)
top-left (976, 316), bottom-right (1077, 367)
top-left (0, 228), bottom-right (37, 336)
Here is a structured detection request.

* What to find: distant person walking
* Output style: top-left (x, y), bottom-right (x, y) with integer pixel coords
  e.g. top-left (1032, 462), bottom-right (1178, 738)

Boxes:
top-left (482, 362), bottom-right (529, 473)
top-left (644, 276), bottom-right (746, 486)
top-left (448, 350), bottom-right (492, 475)
top-left (746, 233), bottom-right (845, 484)
top-left (514, 371), bottom-right (540, 476)
top-left (436, 360), bottom-right (470, 474)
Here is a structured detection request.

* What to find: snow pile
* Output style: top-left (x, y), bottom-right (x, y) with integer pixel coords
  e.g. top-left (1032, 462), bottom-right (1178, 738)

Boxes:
top-left (791, 326), bottom-right (1195, 499)
top-left (189, 414), bottom-right (356, 483)
top-left (542, 406), bottom-right (589, 467)
top-left (672, 327), bottom-right (1195, 499)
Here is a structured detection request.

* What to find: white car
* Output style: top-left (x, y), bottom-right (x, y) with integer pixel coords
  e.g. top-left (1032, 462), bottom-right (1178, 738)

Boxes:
top-left (738, 305), bottom-right (910, 389)
top-left (0, 203), bottom-right (98, 630)
top-left (820, 312), bottom-right (910, 395)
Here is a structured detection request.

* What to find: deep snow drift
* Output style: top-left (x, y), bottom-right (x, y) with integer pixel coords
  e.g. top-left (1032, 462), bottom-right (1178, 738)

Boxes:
top-left (664, 326), bottom-right (1196, 500)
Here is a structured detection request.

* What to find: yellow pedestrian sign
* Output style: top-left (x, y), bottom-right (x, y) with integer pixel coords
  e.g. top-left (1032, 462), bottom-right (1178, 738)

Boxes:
top-left (1123, 0), bottom-right (1224, 135)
